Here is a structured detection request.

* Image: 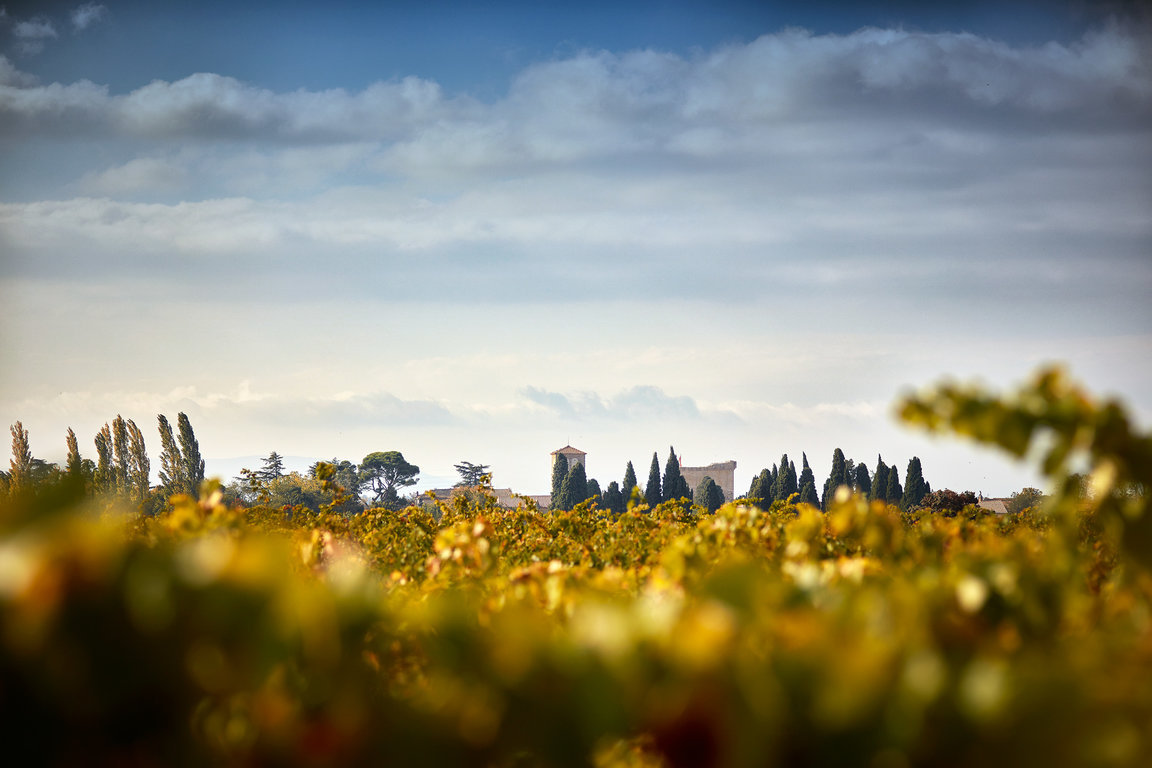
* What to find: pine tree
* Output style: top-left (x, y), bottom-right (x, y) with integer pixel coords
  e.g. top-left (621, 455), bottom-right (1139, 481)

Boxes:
top-left (94, 425), bottom-right (114, 493)
top-left (65, 428), bottom-right (83, 482)
top-left (157, 414), bottom-right (184, 495)
top-left (903, 456), bottom-right (927, 508)
top-left (258, 452), bottom-right (285, 482)
top-left (177, 413), bottom-right (205, 497)
top-left (886, 465), bottom-right (903, 505)
top-left (621, 461), bottom-right (638, 505)
top-left (551, 453), bottom-right (568, 510)
top-left (8, 421), bottom-right (32, 494)
top-left (645, 452), bottom-right (662, 506)
top-left (126, 419), bottom-right (150, 502)
top-left (854, 462), bottom-right (871, 497)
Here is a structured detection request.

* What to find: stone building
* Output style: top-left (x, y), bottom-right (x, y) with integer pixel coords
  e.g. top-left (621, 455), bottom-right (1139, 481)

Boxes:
top-left (678, 459), bottom-right (737, 504)
top-left (551, 445), bottom-right (586, 471)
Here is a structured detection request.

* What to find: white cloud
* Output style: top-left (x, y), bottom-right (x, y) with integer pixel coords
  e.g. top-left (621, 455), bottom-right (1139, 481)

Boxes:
top-left (71, 3), bottom-right (107, 32)
top-left (10, 16), bottom-right (57, 54)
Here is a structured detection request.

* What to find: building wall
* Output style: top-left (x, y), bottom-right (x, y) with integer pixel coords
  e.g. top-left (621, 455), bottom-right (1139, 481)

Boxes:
top-left (679, 460), bottom-right (737, 504)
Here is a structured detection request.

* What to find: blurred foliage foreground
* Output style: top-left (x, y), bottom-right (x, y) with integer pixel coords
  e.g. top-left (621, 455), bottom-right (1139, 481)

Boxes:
top-left (2, 368), bottom-right (1152, 768)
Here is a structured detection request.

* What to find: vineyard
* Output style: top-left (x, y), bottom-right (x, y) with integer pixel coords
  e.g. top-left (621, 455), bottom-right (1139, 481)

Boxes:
top-left (1, 368), bottom-right (1150, 767)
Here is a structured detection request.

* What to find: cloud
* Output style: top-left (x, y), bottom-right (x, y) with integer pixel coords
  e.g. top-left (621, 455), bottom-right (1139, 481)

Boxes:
top-left (521, 385), bottom-right (710, 422)
top-left (0, 25), bottom-right (1148, 144)
top-left (71, 3), bottom-right (107, 32)
top-left (10, 16), bottom-right (57, 54)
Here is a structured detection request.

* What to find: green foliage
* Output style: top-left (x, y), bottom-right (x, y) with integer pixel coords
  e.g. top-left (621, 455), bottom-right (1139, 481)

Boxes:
top-left (1008, 487), bottom-right (1045, 515)
top-left (361, 450), bottom-right (420, 509)
top-left (823, 447), bottom-right (848, 509)
top-left (693, 476), bottom-right (724, 513)
top-left (773, 454), bottom-right (797, 501)
top-left (620, 461), bottom-right (638, 505)
top-left (551, 452), bottom-right (569, 510)
top-left (94, 423), bottom-right (114, 494)
top-left (854, 461), bottom-right (871, 497)
top-left (645, 452), bottom-right (662, 506)
top-left (662, 446), bottom-right (689, 502)
top-left (157, 414), bottom-right (184, 496)
top-left (872, 456), bottom-right (889, 502)
top-left (8, 421), bottom-right (32, 495)
top-left (126, 419), bottom-right (150, 503)
top-left (558, 461), bottom-right (589, 512)
top-left (885, 464), bottom-right (903, 505)
top-left (454, 461), bottom-right (491, 487)
top-left (603, 481), bottom-right (625, 515)
top-left (65, 427), bottom-right (83, 484)
top-left (256, 451), bottom-right (285, 482)
top-left (903, 456), bottom-right (927, 509)
top-left (178, 412), bottom-right (206, 499)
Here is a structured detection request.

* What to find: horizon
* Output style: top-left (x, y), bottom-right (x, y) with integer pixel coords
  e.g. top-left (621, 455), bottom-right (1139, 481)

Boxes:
top-left (3, 1), bottom-right (1151, 500)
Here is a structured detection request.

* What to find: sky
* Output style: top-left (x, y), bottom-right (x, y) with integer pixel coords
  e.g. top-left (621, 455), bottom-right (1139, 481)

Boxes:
top-left (1, 1), bottom-right (1150, 497)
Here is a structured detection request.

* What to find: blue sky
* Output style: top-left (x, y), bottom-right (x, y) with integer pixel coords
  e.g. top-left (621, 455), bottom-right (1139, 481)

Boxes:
top-left (2, 1), bottom-right (1150, 496)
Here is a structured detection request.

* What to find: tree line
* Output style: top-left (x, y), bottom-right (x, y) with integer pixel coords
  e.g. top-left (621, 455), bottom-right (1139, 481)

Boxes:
top-left (550, 446), bottom-right (726, 514)
top-left (3, 415), bottom-right (205, 513)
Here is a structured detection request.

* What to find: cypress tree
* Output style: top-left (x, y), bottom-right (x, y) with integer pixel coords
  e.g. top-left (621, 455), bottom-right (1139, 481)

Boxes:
top-left (177, 413), bottom-right (205, 497)
top-left (798, 453), bottom-right (816, 501)
top-left (824, 448), bottom-right (847, 508)
top-left (551, 452), bottom-right (569, 510)
top-left (8, 421), bottom-right (32, 494)
top-left (854, 462), bottom-right (871, 497)
top-left (772, 454), bottom-right (789, 500)
top-left (886, 465), bottom-right (903, 505)
top-left (603, 481), bottom-right (624, 515)
top-left (621, 461), bottom-right (638, 505)
top-left (872, 456), bottom-right (889, 502)
top-left (748, 471), bottom-right (764, 505)
top-left (587, 478), bottom-right (602, 507)
top-left (778, 458), bottom-right (798, 501)
top-left (559, 461), bottom-right (588, 511)
top-left (844, 458), bottom-right (856, 490)
top-left (903, 456), bottom-right (926, 508)
top-left (799, 479), bottom-right (820, 508)
top-left (694, 477), bottom-right (724, 514)
top-left (157, 415), bottom-right (184, 495)
top-left (663, 446), bottom-right (687, 501)
top-left (645, 452), bottom-right (662, 506)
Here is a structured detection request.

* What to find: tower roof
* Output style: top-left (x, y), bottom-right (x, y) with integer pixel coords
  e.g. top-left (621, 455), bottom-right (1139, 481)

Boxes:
top-left (551, 445), bottom-right (586, 456)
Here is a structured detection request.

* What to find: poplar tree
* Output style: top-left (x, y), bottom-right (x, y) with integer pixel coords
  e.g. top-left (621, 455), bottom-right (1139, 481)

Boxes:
top-left (126, 419), bottom-right (150, 502)
top-left (645, 452), bottom-right (662, 506)
top-left (621, 461), bottom-right (638, 505)
top-left (157, 415), bottom-right (184, 496)
top-left (65, 428), bottom-right (83, 482)
top-left (111, 415), bottom-right (130, 493)
top-left (551, 453), bottom-right (568, 510)
top-left (8, 421), bottom-right (32, 494)
top-left (94, 425), bottom-right (114, 493)
top-left (903, 457), bottom-right (927, 508)
top-left (178, 412), bottom-right (205, 497)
